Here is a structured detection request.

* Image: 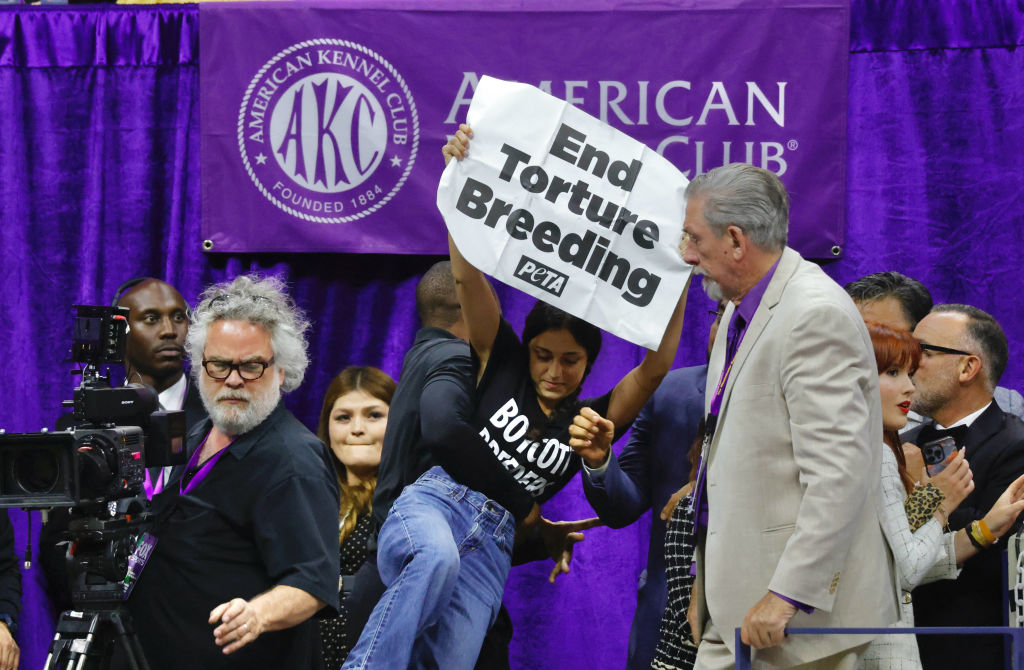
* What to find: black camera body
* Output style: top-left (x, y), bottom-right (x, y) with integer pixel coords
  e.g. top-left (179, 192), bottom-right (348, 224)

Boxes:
top-left (0, 427), bottom-right (140, 508)
top-left (0, 305), bottom-right (186, 510)
top-left (2, 303), bottom-right (192, 659)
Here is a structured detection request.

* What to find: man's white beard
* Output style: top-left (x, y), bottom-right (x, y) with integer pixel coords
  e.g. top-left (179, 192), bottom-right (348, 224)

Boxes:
top-left (200, 377), bottom-right (281, 436)
top-left (700, 274), bottom-right (725, 302)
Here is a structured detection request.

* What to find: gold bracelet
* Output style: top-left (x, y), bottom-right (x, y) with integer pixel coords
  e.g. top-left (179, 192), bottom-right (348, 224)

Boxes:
top-left (977, 518), bottom-right (997, 544)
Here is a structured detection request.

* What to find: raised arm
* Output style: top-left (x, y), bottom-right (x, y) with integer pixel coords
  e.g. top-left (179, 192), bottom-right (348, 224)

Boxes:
top-left (951, 472), bottom-right (1024, 564)
top-left (877, 449), bottom-right (954, 590)
top-left (604, 278), bottom-right (690, 428)
top-left (444, 124), bottom-right (501, 374)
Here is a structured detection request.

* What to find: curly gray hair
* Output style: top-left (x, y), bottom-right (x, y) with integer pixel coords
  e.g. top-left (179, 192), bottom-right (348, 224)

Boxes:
top-left (685, 162), bottom-right (789, 252)
top-left (186, 274), bottom-right (310, 392)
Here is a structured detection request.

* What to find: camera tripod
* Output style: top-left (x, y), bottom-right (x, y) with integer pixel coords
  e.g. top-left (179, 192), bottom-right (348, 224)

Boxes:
top-left (47, 608), bottom-right (150, 670)
top-left (44, 513), bottom-right (153, 670)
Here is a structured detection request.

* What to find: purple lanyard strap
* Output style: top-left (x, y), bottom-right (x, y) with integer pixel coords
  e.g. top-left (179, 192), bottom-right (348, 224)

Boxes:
top-left (143, 468), bottom-right (164, 500)
top-left (688, 315), bottom-right (748, 575)
top-left (179, 432), bottom-right (231, 496)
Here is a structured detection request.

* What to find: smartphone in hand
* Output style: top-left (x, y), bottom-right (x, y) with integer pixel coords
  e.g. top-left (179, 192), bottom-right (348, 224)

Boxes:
top-left (922, 436), bottom-right (957, 476)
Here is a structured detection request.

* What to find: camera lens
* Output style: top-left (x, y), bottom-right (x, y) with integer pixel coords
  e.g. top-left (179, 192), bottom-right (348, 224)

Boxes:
top-left (12, 449), bottom-right (61, 494)
top-left (77, 434), bottom-right (117, 500)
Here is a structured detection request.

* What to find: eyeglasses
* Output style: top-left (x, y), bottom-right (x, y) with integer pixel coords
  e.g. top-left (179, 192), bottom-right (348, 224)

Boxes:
top-left (920, 343), bottom-right (974, 357)
top-left (202, 358), bottom-right (275, 380)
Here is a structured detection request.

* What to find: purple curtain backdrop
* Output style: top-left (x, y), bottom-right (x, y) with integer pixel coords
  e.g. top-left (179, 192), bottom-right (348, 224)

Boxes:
top-left (1, 3), bottom-right (1022, 668)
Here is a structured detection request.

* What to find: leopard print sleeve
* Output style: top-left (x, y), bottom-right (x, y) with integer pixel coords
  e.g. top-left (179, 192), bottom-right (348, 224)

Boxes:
top-left (905, 483), bottom-right (945, 532)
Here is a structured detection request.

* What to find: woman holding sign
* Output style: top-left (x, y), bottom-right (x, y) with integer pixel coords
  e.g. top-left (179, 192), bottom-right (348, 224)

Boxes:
top-left (342, 125), bottom-right (689, 670)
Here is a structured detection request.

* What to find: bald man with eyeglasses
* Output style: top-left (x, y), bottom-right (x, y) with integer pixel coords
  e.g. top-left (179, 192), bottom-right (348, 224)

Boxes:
top-left (906, 304), bottom-right (1024, 670)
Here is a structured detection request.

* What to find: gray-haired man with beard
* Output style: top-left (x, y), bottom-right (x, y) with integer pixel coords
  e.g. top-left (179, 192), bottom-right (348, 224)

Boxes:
top-left (118, 275), bottom-right (340, 670)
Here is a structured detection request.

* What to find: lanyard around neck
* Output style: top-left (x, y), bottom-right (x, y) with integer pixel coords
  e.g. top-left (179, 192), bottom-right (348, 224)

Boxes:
top-left (179, 432), bottom-right (232, 495)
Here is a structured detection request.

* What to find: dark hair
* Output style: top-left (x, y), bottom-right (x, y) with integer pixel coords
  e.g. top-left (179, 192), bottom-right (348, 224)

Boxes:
top-left (866, 321), bottom-right (920, 494)
top-left (522, 301), bottom-right (602, 376)
top-left (521, 301), bottom-right (602, 437)
top-left (316, 366), bottom-right (397, 545)
top-left (844, 272), bottom-right (932, 329)
top-left (932, 304), bottom-right (1008, 389)
top-left (316, 366), bottom-right (396, 444)
top-left (416, 261), bottom-right (462, 330)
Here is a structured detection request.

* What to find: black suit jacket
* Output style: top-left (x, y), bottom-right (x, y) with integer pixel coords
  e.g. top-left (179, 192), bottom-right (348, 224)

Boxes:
top-left (911, 401), bottom-right (1024, 669)
top-left (180, 376), bottom-right (207, 427)
top-left (158, 377), bottom-right (207, 484)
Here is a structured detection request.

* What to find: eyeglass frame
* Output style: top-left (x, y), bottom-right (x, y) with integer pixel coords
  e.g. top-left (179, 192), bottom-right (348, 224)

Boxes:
top-left (201, 357), bottom-right (276, 381)
top-left (919, 343), bottom-right (974, 357)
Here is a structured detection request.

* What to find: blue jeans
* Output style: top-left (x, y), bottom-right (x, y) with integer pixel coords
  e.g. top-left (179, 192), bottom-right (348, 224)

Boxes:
top-left (342, 467), bottom-right (516, 670)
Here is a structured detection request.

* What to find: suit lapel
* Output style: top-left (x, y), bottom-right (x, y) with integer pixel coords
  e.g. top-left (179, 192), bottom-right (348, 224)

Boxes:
top-left (704, 301), bottom-right (734, 413)
top-left (716, 248), bottom-right (801, 419)
top-left (703, 248), bottom-right (801, 465)
top-left (963, 402), bottom-right (1003, 461)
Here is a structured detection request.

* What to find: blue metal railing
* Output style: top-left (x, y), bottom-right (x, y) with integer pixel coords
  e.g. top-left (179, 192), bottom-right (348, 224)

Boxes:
top-left (735, 626), bottom-right (1023, 670)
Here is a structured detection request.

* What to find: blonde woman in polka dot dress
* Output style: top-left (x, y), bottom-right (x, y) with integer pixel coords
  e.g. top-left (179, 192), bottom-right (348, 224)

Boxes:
top-left (316, 366), bottom-right (396, 669)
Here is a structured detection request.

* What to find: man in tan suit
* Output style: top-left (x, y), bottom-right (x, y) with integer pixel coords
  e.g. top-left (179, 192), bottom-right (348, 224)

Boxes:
top-left (681, 163), bottom-right (897, 669)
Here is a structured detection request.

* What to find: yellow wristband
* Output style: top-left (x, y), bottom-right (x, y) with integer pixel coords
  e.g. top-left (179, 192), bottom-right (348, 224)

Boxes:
top-left (970, 521), bottom-right (993, 548)
top-left (977, 519), bottom-right (997, 544)
top-left (965, 525), bottom-right (986, 550)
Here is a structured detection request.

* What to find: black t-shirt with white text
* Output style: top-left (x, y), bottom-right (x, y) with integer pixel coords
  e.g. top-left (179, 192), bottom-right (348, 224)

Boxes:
top-left (472, 319), bottom-right (611, 504)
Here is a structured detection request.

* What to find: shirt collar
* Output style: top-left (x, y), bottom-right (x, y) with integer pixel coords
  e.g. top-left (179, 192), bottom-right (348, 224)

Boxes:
top-left (158, 374), bottom-right (188, 411)
top-left (225, 402), bottom-right (288, 459)
top-left (414, 326), bottom-right (460, 344)
top-left (187, 402), bottom-right (287, 462)
top-left (937, 401), bottom-right (992, 430)
top-left (734, 256), bottom-right (782, 326)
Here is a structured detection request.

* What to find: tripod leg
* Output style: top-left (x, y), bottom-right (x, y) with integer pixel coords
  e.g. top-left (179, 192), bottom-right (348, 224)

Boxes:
top-left (109, 610), bottom-right (152, 670)
top-left (47, 609), bottom-right (153, 670)
top-left (47, 611), bottom-right (101, 670)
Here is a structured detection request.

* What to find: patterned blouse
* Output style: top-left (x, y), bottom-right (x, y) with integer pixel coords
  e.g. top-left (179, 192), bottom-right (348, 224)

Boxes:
top-left (319, 513), bottom-right (374, 670)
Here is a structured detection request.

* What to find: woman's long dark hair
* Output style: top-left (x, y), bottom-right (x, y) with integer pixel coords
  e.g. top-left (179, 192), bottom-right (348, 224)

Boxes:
top-left (317, 366), bottom-right (397, 544)
top-left (521, 301), bottom-right (602, 440)
top-left (866, 321), bottom-right (921, 494)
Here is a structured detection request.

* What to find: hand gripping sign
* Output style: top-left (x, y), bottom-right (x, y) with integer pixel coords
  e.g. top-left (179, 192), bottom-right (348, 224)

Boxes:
top-left (437, 76), bottom-right (691, 349)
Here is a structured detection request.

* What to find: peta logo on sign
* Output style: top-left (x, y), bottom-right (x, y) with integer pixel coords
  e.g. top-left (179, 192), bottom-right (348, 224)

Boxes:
top-left (514, 256), bottom-right (567, 297)
top-left (238, 39), bottom-right (419, 223)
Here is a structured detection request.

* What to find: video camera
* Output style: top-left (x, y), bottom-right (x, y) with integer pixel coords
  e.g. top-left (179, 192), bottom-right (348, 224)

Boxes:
top-left (0, 305), bottom-right (187, 510)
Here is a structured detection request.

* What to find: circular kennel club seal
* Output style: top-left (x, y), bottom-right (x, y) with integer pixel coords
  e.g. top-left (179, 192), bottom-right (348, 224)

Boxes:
top-left (238, 39), bottom-right (419, 223)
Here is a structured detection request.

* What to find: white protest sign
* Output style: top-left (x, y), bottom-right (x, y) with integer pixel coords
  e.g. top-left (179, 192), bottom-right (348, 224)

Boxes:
top-left (437, 75), bottom-right (691, 349)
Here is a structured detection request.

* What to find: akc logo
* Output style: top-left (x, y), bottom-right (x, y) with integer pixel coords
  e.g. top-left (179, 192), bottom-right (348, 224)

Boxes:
top-left (238, 39), bottom-right (419, 223)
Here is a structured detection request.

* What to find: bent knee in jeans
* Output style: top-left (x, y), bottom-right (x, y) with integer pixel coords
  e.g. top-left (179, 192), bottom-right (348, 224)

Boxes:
top-left (377, 493), bottom-right (461, 589)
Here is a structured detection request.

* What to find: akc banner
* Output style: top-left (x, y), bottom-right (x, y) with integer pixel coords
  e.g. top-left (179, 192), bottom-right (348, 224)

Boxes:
top-left (200, 0), bottom-right (849, 257)
top-left (438, 77), bottom-right (691, 349)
